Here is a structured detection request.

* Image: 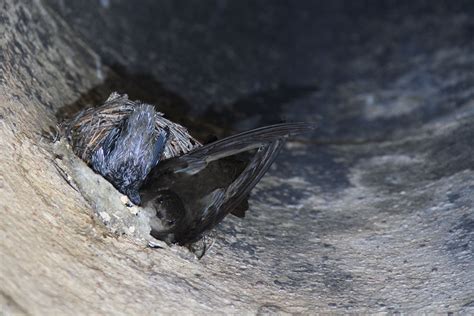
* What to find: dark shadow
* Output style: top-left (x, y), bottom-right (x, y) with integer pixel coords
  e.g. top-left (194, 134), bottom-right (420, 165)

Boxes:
top-left (56, 64), bottom-right (191, 124)
top-left (57, 64), bottom-right (318, 141)
top-left (203, 84), bottom-right (319, 132)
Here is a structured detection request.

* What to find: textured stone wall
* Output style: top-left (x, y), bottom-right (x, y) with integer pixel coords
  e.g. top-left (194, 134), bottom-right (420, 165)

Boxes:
top-left (0, 0), bottom-right (473, 314)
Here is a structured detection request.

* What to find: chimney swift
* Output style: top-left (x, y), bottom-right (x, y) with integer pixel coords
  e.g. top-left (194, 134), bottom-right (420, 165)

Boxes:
top-left (61, 92), bottom-right (314, 248)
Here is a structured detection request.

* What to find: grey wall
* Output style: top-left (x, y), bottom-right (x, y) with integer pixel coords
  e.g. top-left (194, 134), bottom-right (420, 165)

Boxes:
top-left (0, 0), bottom-right (473, 314)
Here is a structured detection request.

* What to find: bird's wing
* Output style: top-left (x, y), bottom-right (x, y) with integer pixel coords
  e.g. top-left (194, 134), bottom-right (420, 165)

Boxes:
top-left (176, 139), bottom-right (284, 244)
top-left (186, 122), bottom-right (312, 162)
top-left (90, 126), bottom-right (121, 174)
top-left (221, 139), bottom-right (283, 215)
top-left (144, 122), bottom-right (314, 244)
top-left (158, 122), bottom-right (315, 175)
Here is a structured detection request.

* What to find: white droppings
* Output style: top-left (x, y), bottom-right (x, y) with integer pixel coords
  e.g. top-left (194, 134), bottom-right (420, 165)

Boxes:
top-left (99, 211), bottom-right (111, 223)
top-left (120, 195), bottom-right (130, 205)
top-left (128, 206), bottom-right (139, 215)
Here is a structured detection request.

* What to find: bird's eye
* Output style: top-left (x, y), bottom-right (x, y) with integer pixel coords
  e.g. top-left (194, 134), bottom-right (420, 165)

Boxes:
top-left (167, 219), bottom-right (175, 226)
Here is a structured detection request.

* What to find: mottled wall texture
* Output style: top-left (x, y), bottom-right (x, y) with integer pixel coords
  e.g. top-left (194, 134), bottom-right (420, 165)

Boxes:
top-left (1, 0), bottom-right (473, 314)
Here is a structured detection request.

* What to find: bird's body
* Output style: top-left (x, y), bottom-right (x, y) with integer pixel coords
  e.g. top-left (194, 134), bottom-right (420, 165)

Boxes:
top-left (62, 92), bottom-right (201, 164)
top-left (62, 92), bottom-right (201, 204)
top-left (89, 104), bottom-right (168, 204)
top-left (62, 92), bottom-right (314, 247)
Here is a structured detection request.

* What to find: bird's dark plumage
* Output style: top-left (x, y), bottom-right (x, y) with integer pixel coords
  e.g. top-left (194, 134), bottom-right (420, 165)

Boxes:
top-left (62, 92), bottom-right (201, 164)
top-left (61, 92), bottom-right (315, 247)
top-left (141, 123), bottom-right (312, 244)
top-left (61, 92), bottom-right (200, 204)
top-left (90, 104), bottom-right (168, 204)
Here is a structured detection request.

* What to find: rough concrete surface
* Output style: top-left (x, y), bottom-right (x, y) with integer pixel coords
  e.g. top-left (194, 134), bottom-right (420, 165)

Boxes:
top-left (1, 0), bottom-right (473, 314)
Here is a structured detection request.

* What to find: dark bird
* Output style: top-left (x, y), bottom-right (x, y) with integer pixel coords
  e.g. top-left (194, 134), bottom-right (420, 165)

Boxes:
top-left (61, 92), bottom-right (314, 247)
top-left (61, 92), bottom-right (201, 204)
top-left (141, 123), bottom-right (312, 245)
